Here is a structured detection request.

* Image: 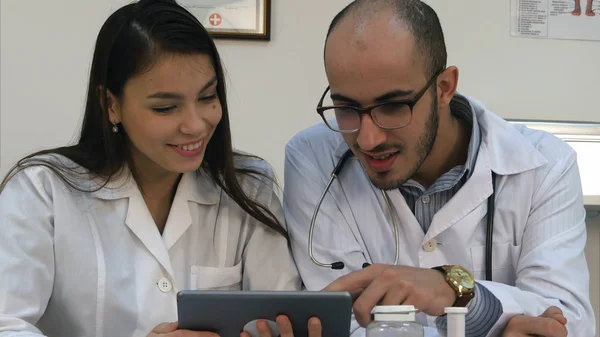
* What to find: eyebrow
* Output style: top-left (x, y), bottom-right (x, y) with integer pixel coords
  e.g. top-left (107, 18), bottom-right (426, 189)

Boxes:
top-left (146, 76), bottom-right (218, 100)
top-left (330, 89), bottom-right (414, 105)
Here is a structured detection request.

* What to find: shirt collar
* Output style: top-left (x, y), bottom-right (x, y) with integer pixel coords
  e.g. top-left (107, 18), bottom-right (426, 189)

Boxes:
top-left (450, 93), bottom-right (481, 178)
top-left (91, 166), bottom-right (221, 205)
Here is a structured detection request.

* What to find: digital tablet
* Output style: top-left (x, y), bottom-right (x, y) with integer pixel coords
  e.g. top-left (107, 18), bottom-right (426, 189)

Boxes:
top-left (177, 290), bottom-right (353, 337)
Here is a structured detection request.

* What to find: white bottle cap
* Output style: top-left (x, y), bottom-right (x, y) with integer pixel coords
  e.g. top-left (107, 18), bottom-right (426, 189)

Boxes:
top-left (444, 307), bottom-right (468, 337)
top-left (444, 307), bottom-right (468, 314)
top-left (372, 305), bottom-right (417, 322)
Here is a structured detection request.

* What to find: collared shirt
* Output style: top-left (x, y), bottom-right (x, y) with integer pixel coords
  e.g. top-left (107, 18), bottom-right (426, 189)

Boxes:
top-left (399, 94), bottom-right (502, 336)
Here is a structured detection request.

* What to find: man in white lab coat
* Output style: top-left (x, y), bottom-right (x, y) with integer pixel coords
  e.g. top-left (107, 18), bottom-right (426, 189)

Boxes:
top-left (282, 0), bottom-right (595, 336)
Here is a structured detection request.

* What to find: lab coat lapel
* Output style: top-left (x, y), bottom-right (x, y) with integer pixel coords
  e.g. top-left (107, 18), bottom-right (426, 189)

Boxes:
top-left (90, 166), bottom-right (176, 277)
top-left (161, 173), bottom-right (193, 251)
top-left (125, 193), bottom-right (176, 279)
top-left (162, 170), bottom-right (221, 251)
top-left (424, 142), bottom-right (494, 242)
top-left (385, 190), bottom-right (425, 266)
top-left (87, 165), bottom-right (225, 283)
top-left (422, 95), bottom-right (549, 241)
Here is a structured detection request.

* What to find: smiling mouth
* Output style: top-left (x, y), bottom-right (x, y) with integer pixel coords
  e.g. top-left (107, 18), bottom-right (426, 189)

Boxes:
top-left (370, 153), bottom-right (395, 160)
top-left (362, 151), bottom-right (400, 172)
top-left (172, 140), bottom-right (203, 151)
top-left (364, 150), bottom-right (400, 159)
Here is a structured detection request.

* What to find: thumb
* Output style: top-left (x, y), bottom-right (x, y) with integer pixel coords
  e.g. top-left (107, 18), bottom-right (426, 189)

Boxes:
top-left (541, 306), bottom-right (567, 326)
top-left (541, 306), bottom-right (563, 317)
top-left (552, 314), bottom-right (568, 326)
top-left (152, 322), bottom-right (178, 334)
top-left (555, 315), bottom-right (568, 325)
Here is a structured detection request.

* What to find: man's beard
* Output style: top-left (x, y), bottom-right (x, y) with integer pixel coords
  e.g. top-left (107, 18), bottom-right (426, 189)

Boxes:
top-left (368, 94), bottom-right (439, 190)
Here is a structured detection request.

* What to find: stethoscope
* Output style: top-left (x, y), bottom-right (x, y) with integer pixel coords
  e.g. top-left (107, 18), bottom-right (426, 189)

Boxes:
top-left (308, 149), bottom-right (497, 281)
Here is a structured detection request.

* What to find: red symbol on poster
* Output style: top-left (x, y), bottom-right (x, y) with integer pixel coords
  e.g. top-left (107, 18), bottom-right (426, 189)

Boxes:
top-left (209, 13), bottom-right (222, 26)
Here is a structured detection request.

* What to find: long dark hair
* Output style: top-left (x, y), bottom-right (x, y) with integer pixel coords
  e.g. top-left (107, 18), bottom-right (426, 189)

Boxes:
top-left (0, 0), bottom-right (287, 238)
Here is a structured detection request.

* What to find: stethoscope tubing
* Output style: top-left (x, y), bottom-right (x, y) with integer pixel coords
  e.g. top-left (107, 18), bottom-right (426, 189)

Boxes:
top-left (307, 149), bottom-right (495, 282)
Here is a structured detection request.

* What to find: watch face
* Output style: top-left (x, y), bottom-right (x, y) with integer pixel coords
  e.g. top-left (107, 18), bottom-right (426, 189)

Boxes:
top-left (450, 267), bottom-right (475, 289)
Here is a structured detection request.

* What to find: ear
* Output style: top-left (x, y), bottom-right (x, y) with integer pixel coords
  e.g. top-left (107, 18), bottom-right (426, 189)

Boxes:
top-left (436, 66), bottom-right (459, 107)
top-left (104, 89), bottom-right (122, 125)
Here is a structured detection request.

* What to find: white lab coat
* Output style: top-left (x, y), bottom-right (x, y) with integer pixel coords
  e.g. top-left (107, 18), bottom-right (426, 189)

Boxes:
top-left (283, 94), bottom-right (595, 336)
top-left (0, 155), bottom-right (301, 337)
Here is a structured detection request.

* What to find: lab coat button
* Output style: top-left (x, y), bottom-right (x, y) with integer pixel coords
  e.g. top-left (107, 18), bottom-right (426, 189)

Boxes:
top-left (423, 239), bottom-right (437, 252)
top-left (421, 195), bottom-right (431, 204)
top-left (158, 278), bottom-right (172, 292)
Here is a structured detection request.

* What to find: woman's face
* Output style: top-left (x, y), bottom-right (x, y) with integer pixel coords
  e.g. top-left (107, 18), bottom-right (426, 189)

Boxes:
top-left (108, 52), bottom-right (222, 179)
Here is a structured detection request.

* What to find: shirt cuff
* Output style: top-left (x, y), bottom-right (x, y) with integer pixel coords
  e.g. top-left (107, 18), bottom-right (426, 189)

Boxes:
top-left (435, 282), bottom-right (503, 336)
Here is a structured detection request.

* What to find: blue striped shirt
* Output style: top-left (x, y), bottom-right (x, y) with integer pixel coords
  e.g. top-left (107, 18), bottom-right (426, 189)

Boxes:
top-left (399, 94), bottom-right (502, 336)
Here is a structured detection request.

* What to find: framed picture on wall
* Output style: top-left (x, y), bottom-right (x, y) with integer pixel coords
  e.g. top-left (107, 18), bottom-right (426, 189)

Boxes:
top-left (178, 0), bottom-right (271, 41)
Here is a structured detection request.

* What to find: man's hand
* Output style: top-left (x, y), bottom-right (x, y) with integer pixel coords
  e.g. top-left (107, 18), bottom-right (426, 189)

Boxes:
top-left (323, 264), bottom-right (456, 326)
top-left (502, 306), bottom-right (568, 337)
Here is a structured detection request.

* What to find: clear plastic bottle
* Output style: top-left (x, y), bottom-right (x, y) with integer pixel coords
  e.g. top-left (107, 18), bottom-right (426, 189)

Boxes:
top-left (365, 305), bottom-right (424, 337)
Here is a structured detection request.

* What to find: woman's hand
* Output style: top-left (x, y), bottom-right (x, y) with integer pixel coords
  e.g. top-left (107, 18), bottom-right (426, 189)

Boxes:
top-left (148, 322), bottom-right (219, 337)
top-left (240, 315), bottom-right (321, 337)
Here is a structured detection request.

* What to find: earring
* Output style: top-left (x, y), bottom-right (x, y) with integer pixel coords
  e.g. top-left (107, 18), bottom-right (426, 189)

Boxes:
top-left (112, 123), bottom-right (119, 133)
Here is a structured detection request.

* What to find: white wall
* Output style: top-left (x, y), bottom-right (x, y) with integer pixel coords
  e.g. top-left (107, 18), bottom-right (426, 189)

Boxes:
top-left (1, 0), bottom-right (599, 333)
top-left (0, 0), bottom-right (120, 176)
top-left (1, 0), bottom-right (599, 179)
top-left (217, 0), bottom-right (600, 179)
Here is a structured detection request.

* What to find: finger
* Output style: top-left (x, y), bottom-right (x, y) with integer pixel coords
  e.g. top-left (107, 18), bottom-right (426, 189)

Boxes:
top-left (308, 317), bottom-right (322, 337)
top-left (540, 306), bottom-right (567, 325)
top-left (531, 318), bottom-right (568, 337)
top-left (152, 322), bottom-right (178, 334)
top-left (500, 330), bottom-right (522, 337)
top-left (352, 276), bottom-right (396, 327)
top-left (503, 315), bottom-right (533, 337)
top-left (541, 306), bottom-right (563, 318)
top-left (553, 315), bottom-right (568, 326)
top-left (276, 315), bottom-right (294, 337)
top-left (509, 316), bottom-right (567, 337)
top-left (323, 265), bottom-right (387, 292)
top-left (350, 288), bottom-right (365, 302)
top-left (172, 331), bottom-right (219, 337)
top-left (240, 332), bottom-right (251, 337)
top-left (256, 319), bottom-right (273, 337)
top-left (381, 282), bottom-right (409, 306)
top-left (401, 291), bottom-right (428, 315)
top-left (504, 315), bottom-right (528, 328)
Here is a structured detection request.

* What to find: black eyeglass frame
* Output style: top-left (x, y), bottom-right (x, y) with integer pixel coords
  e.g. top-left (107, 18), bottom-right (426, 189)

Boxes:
top-left (316, 69), bottom-right (444, 133)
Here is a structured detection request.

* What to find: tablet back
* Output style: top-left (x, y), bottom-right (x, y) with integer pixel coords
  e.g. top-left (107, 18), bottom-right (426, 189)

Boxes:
top-left (177, 290), bottom-right (352, 337)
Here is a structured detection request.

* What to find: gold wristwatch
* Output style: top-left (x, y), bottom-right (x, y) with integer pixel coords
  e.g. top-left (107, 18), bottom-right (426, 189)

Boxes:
top-left (433, 265), bottom-right (476, 307)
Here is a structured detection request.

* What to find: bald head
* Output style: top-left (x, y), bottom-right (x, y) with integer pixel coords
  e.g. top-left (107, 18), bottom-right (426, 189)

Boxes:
top-left (319, 1), bottom-right (459, 191)
top-left (325, 0), bottom-right (447, 78)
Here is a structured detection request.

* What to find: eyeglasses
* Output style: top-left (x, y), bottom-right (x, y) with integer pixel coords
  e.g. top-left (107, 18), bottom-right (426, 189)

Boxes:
top-left (316, 69), bottom-right (443, 133)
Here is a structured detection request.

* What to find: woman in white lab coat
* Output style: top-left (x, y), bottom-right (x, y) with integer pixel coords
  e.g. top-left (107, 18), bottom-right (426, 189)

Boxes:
top-left (0, 1), bottom-right (315, 336)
